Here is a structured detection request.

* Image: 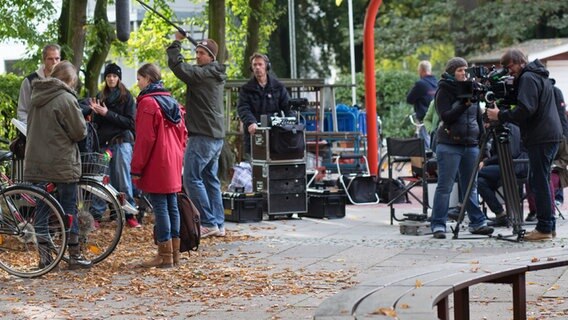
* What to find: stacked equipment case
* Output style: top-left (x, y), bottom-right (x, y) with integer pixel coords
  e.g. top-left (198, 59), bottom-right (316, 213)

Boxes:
top-left (251, 122), bottom-right (307, 219)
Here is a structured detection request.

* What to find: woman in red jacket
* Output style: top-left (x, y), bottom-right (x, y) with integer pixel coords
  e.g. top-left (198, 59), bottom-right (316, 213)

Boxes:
top-left (131, 63), bottom-right (187, 268)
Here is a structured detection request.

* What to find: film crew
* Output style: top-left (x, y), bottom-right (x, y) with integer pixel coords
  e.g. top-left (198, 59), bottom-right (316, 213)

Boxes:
top-left (486, 48), bottom-right (562, 241)
top-left (525, 80), bottom-right (568, 223)
top-left (430, 57), bottom-right (494, 239)
top-left (478, 122), bottom-right (528, 227)
top-left (406, 60), bottom-right (438, 149)
top-left (167, 32), bottom-right (228, 238)
top-left (237, 52), bottom-right (291, 161)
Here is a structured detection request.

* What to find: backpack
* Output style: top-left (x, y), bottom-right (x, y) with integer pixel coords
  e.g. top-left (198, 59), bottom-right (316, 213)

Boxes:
top-left (153, 192), bottom-right (201, 253)
top-left (178, 192), bottom-right (201, 252)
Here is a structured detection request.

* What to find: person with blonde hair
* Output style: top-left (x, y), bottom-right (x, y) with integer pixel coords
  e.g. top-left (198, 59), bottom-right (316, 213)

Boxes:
top-left (25, 60), bottom-right (91, 270)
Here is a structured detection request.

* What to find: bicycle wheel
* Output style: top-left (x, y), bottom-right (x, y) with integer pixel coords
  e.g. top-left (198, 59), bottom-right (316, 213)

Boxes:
top-left (0, 184), bottom-right (67, 278)
top-left (72, 179), bottom-right (124, 264)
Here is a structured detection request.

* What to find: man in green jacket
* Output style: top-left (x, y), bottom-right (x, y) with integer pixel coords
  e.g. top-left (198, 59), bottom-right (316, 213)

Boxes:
top-left (167, 32), bottom-right (228, 238)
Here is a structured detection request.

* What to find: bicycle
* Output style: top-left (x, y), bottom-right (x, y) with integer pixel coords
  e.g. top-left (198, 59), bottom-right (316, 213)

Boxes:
top-left (10, 119), bottom-right (135, 265)
top-left (0, 138), bottom-right (68, 278)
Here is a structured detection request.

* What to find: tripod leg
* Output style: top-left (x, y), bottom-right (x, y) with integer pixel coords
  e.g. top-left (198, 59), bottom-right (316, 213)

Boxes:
top-left (452, 132), bottom-right (489, 239)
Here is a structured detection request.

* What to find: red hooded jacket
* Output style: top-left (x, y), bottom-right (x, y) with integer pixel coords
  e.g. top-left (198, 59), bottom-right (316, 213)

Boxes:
top-left (131, 91), bottom-right (187, 194)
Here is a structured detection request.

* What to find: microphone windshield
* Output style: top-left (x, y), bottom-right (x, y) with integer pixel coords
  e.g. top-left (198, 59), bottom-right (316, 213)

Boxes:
top-left (116, 0), bottom-right (130, 42)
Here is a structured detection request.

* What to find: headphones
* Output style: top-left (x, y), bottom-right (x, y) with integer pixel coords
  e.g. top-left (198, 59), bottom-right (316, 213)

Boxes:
top-left (249, 53), bottom-right (271, 72)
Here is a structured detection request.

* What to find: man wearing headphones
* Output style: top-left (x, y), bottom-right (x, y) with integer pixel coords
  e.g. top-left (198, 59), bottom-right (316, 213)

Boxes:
top-left (237, 52), bottom-right (291, 160)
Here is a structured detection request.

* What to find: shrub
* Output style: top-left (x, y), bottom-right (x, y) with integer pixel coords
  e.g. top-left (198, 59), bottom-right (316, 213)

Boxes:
top-left (0, 73), bottom-right (24, 140)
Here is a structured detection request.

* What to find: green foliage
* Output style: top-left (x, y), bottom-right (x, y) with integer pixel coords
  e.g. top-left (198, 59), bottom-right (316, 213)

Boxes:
top-left (0, 73), bottom-right (23, 140)
top-left (381, 102), bottom-right (414, 139)
top-left (225, 0), bottom-right (282, 78)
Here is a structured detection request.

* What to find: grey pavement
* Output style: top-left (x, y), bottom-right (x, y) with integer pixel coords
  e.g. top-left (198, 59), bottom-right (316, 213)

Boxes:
top-left (1, 199), bottom-right (568, 319)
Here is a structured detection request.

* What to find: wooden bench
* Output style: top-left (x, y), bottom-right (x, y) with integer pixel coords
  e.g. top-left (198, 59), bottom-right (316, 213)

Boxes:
top-left (314, 247), bottom-right (568, 320)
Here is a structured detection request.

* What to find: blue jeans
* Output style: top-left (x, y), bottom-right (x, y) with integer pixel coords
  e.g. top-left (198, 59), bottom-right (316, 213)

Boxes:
top-left (528, 142), bottom-right (559, 233)
top-left (183, 136), bottom-right (224, 229)
top-left (35, 182), bottom-right (78, 242)
top-left (478, 164), bottom-right (504, 215)
top-left (148, 193), bottom-right (180, 243)
top-left (431, 143), bottom-right (487, 232)
top-left (92, 143), bottom-right (136, 219)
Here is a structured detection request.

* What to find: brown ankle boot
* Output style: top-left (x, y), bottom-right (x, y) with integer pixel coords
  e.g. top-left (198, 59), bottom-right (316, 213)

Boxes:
top-left (141, 239), bottom-right (173, 268)
top-left (172, 238), bottom-right (180, 266)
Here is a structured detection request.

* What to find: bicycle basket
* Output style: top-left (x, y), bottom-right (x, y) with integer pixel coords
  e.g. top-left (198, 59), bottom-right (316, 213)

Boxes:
top-left (80, 152), bottom-right (109, 176)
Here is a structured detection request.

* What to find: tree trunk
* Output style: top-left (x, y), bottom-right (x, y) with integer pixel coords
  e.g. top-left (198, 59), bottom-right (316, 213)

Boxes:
top-left (58, 0), bottom-right (70, 60)
top-left (67, 0), bottom-right (88, 70)
top-left (85, 0), bottom-right (114, 97)
top-left (208, 0), bottom-right (226, 63)
top-left (241, 0), bottom-right (262, 77)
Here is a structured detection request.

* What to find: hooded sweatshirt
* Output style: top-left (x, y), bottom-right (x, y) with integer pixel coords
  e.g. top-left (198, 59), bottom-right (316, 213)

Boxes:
top-left (498, 59), bottom-right (562, 146)
top-left (24, 78), bottom-right (87, 183)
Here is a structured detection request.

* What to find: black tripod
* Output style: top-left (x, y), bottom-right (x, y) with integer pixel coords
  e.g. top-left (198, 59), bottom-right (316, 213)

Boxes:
top-left (451, 123), bottom-right (526, 242)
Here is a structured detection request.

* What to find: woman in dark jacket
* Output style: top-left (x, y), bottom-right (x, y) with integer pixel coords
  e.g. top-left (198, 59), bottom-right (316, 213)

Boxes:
top-left (430, 57), bottom-right (493, 239)
top-left (89, 63), bottom-right (139, 228)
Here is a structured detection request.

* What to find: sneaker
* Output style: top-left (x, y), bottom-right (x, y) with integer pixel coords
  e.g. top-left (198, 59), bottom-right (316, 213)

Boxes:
top-left (200, 226), bottom-right (220, 238)
top-left (215, 226), bottom-right (226, 237)
top-left (524, 229), bottom-right (552, 241)
top-left (470, 225), bottom-right (494, 236)
top-left (525, 212), bottom-right (537, 222)
top-left (126, 217), bottom-right (141, 228)
top-left (487, 215), bottom-right (508, 227)
top-left (432, 231), bottom-right (446, 239)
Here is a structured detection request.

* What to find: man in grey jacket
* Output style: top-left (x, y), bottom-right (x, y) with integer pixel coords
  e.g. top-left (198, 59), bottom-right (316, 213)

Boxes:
top-left (17, 44), bottom-right (61, 123)
top-left (167, 32), bottom-right (227, 238)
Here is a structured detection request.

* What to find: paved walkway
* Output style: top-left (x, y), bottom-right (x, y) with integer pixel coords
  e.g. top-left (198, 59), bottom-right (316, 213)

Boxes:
top-left (1, 200), bottom-right (567, 319)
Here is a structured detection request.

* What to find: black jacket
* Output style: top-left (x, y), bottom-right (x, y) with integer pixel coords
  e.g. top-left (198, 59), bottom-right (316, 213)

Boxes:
top-left (237, 75), bottom-right (290, 154)
top-left (498, 59), bottom-right (562, 146)
top-left (435, 77), bottom-right (483, 146)
top-left (93, 88), bottom-right (135, 147)
top-left (482, 123), bottom-right (528, 178)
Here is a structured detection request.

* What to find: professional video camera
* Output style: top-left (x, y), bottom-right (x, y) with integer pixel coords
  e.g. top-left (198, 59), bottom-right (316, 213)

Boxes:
top-left (289, 98), bottom-right (309, 112)
top-left (456, 66), bottom-right (516, 105)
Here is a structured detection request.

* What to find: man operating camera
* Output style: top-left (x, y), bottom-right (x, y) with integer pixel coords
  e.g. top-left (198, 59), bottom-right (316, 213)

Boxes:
top-left (486, 48), bottom-right (562, 241)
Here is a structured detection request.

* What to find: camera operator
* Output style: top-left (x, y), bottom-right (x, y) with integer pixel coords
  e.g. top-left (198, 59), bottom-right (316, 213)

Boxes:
top-left (486, 48), bottom-right (562, 241)
top-left (430, 57), bottom-right (494, 239)
top-left (237, 53), bottom-right (291, 161)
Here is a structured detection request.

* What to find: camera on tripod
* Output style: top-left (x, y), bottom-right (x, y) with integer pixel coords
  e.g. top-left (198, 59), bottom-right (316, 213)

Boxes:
top-left (456, 66), bottom-right (516, 105)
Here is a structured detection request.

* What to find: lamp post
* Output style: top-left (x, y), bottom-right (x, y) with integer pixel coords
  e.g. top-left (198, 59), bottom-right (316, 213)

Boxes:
top-left (288, 0), bottom-right (297, 79)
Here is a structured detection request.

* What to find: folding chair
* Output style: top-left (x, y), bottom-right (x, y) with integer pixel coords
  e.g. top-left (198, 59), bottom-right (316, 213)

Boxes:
top-left (336, 153), bottom-right (379, 205)
top-left (386, 137), bottom-right (433, 224)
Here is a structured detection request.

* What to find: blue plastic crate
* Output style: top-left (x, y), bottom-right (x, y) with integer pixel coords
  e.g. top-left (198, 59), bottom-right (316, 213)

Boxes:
top-left (358, 112), bottom-right (367, 133)
top-left (336, 112), bottom-right (357, 132)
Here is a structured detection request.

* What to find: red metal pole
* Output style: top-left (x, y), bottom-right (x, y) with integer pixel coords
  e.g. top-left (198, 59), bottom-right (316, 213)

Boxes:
top-left (363, 0), bottom-right (382, 175)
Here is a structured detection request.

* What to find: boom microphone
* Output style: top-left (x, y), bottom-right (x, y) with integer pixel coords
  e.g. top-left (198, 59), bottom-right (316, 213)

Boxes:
top-left (116, 0), bottom-right (130, 42)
